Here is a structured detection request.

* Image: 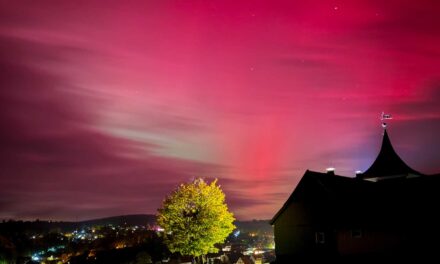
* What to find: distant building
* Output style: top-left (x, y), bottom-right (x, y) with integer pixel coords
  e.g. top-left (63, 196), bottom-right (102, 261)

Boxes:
top-left (271, 129), bottom-right (440, 262)
top-left (227, 253), bottom-right (255, 264)
top-left (206, 252), bottom-right (228, 264)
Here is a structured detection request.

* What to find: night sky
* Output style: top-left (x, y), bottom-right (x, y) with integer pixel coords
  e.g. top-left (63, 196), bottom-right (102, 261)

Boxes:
top-left (1, 0), bottom-right (440, 221)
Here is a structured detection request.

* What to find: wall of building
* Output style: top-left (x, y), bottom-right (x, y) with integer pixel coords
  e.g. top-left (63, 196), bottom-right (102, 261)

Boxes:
top-left (336, 228), bottom-right (403, 256)
top-left (274, 202), bottom-right (312, 257)
top-left (273, 200), bottom-right (338, 262)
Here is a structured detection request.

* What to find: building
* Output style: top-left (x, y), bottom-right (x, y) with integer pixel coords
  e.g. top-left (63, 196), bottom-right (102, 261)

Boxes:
top-left (271, 128), bottom-right (440, 263)
top-left (227, 253), bottom-right (255, 264)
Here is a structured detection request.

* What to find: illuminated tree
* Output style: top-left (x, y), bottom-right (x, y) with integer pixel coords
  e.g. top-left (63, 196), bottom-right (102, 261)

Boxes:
top-left (157, 178), bottom-right (235, 263)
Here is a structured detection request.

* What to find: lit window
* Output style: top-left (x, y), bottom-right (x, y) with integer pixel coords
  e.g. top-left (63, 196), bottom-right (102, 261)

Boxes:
top-left (351, 229), bottom-right (362, 238)
top-left (315, 232), bottom-right (325, 244)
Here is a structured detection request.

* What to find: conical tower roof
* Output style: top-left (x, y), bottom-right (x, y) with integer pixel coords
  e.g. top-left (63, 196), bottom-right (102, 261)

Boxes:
top-left (360, 129), bottom-right (424, 180)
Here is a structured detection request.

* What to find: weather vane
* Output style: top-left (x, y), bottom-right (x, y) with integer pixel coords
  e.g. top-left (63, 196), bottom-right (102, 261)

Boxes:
top-left (381, 112), bottom-right (392, 129)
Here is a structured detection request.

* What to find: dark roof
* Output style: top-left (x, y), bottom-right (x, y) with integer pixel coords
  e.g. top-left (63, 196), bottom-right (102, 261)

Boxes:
top-left (359, 129), bottom-right (424, 178)
top-left (270, 170), bottom-right (371, 225)
top-left (227, 253), bottom-right (251, 264)
top-left (270, 170), bottom-right (440, 225)
top-left (271, 129), bottom-right (439, 226)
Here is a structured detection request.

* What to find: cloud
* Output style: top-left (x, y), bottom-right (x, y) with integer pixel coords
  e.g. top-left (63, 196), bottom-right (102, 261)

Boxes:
top-left (0, 35), bottom-right (223, 220)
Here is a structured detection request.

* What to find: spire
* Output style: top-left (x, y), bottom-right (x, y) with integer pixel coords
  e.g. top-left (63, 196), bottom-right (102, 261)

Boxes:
top-left (360, 129), bottom-right (424, 180)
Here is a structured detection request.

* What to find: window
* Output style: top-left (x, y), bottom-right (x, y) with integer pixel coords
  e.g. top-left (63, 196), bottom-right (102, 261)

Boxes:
top-left (351, 229), bottom-right (362, 238)
top-left (315, 232), bottom-right (325, 244)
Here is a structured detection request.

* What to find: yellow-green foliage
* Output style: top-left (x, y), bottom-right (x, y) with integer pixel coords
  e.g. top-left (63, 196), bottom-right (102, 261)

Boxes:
top-left (157, 178), bottom-right (235, 257)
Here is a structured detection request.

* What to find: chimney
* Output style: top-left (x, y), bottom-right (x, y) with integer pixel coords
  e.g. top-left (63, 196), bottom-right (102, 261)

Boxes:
top-left (326, 167), bottom-right (335, 175)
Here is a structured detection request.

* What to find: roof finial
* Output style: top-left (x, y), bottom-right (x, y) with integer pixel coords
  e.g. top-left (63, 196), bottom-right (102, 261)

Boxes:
top-left (381, 112), bottom-right (392, 129)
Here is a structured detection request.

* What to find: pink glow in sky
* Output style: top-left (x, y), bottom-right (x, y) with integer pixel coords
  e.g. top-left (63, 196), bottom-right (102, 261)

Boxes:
top-left (1, 0), bottom-right (440, 220)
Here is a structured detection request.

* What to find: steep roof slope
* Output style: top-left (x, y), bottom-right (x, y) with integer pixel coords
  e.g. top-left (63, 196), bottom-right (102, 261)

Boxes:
top-left (360, 129), bottom-right (424, 179)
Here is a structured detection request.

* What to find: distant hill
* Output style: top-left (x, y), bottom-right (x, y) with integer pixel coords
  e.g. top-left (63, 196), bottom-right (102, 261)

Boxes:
top-left (235, 219), bottom-right (272, 233)
top-left (0, 214), bottom-right (272, 234)
top-left (77, 214), bottom-right (156, 227)
top-left (0, 214), bottom-right (157, 234)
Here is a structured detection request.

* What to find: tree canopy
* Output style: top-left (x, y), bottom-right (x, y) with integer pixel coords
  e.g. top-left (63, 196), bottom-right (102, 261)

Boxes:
top-left (157, 178), bottom-right (235, 258)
